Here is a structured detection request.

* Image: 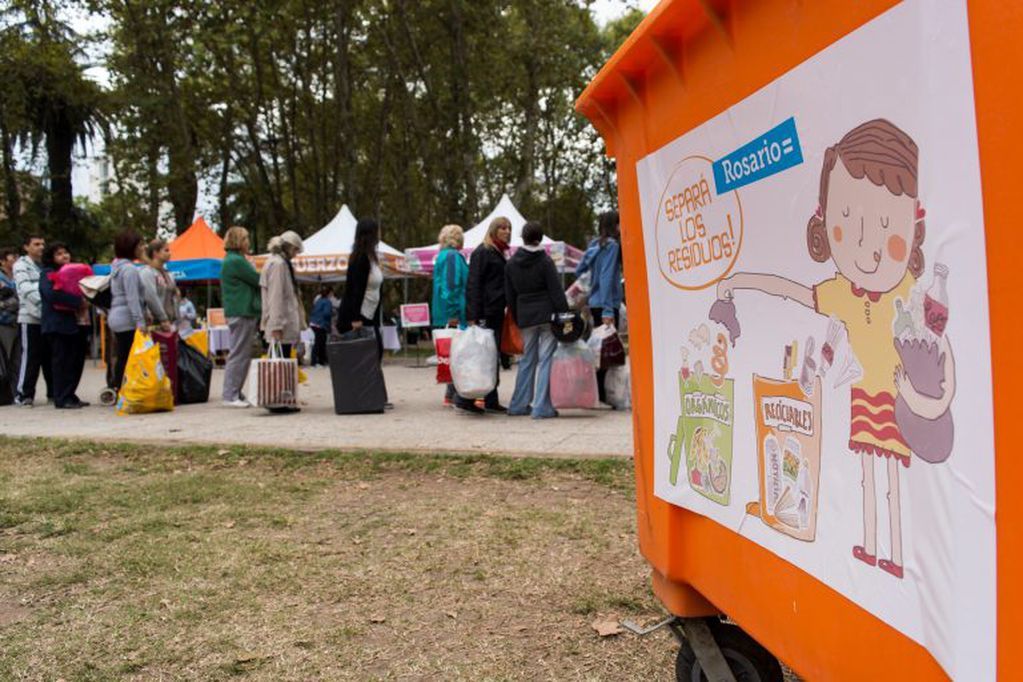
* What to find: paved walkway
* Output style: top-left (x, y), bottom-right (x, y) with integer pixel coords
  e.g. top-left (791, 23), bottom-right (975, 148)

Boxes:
top-left (0, 363), bottom-right (634, 459)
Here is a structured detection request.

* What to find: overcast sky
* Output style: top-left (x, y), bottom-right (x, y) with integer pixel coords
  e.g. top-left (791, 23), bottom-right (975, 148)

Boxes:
top-left (592, 0), bottom-right (660, 25)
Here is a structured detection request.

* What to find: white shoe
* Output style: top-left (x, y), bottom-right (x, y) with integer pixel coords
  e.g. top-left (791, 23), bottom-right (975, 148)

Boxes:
top-left (222, 399), bottom-right (250, 408)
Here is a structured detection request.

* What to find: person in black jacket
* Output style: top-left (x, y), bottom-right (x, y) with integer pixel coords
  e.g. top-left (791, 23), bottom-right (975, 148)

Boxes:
top-left (38, 243), bottom-right (88, 409)
top-left (505, 222), bottom-right (569, 419)
top-left (338, 218), bottom-right (390, 406)
top-left (459, 216), bottom-right (512, 415)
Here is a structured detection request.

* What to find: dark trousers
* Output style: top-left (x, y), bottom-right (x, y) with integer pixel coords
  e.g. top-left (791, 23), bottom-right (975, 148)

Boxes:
top-left (456, 312), bottom-right (503, 408)
top-left (312, 327), bottom-right (328, 366)
top-left (16, 322), bottom-right (52, 401)
top-left (591, 307), bottom-right (620, 405)
top-left (48, 331), bottom-right (86, 407)
top-left (113, 330), bottom-right (136, 392)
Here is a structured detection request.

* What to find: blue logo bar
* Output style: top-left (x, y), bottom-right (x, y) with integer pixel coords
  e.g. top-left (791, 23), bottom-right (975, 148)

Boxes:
top-left (712, 117), bottom-right (803, 194)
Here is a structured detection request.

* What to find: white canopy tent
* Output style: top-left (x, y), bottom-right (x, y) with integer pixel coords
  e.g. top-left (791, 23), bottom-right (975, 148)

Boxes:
top-left (405, 193), bottom-right (581, 275)
top-left (303, 204), bottom-right (404, 257)
top-left (461, 193), bottom-right (552, 248)
top-left (253, 204), bottom-right (417, 282)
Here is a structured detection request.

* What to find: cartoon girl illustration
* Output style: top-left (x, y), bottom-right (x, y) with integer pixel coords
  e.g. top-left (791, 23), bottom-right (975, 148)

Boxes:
top-left (717, 119), bottom-right (956, 579)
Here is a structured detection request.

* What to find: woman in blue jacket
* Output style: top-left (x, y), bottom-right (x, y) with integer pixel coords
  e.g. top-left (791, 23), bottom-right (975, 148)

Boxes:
top-left (431, 224), bottom-right (468, 406)
top-left (38, 242), bottom-right (88, 409)
top-left (576, 211), bottom-right (623, 405)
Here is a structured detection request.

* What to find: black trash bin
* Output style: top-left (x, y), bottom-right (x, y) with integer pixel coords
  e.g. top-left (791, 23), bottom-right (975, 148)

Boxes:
top-left (328, 329), bottom-right (386, 414)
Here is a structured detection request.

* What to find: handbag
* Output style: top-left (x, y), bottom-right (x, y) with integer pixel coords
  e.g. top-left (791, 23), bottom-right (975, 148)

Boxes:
top-left (500, 309), bottom-right (523, 355)
top-left (599, 329), bottom-right (626, 370)
top-left (550, 311), bottom-right (587, 343)
top-left (247, 341), bottom-right (299, 410)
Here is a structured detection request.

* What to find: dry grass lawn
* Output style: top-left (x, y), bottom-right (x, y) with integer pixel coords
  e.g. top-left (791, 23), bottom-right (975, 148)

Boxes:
top-left (0, 437), bottom-right (687, 680)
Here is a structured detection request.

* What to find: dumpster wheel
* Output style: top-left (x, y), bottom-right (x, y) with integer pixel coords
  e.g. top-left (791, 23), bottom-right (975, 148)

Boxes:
top-left (674, 618), bottom-right (783, 682)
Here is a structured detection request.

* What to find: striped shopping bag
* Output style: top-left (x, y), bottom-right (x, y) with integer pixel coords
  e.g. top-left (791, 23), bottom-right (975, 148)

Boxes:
top-left (247, 341), bottom-right (299, 410)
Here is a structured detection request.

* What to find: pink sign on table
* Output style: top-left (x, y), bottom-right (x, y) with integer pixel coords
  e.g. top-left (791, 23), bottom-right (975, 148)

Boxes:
top-left (400, 303), bottom-right (431, 328)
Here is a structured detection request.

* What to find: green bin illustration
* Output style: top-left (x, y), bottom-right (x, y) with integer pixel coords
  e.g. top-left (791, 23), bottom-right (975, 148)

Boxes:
top-left (667, 373), bottom-right (734, 506)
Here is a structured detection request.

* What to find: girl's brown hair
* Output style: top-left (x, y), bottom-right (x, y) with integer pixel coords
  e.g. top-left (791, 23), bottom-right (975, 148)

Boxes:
top-left (807, 119), bottom-right (925, 278)
top-left (146, 238), bottom-right (168, 260)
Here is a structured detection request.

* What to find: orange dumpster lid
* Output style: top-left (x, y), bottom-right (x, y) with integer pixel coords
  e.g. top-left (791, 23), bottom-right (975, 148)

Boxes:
top-left (168, 217), bottom-right (225, 261)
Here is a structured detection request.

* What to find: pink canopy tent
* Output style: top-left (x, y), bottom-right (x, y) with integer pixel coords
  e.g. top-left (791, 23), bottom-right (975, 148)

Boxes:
top-left (404, 194), bottom-right (584, 275)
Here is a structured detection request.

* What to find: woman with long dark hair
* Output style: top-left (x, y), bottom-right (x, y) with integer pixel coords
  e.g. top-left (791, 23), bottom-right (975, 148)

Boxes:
top-left (337, 218), bottom-right (389, 407)
top-left (338, 219), bottom-right (383, 341)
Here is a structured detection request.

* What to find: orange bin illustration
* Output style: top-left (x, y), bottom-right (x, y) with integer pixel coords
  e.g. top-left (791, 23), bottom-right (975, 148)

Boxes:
top-left (576, 0), bottom-right (1021, 679)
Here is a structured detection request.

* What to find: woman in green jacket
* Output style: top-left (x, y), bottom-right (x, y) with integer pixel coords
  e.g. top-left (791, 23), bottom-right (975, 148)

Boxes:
top-left (431, 224), bottom-right (469, 406)
top-left (220, 226), bottom-right (261, 407)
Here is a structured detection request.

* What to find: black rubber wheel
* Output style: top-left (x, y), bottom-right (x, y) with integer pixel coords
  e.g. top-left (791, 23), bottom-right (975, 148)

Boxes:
top-left (675, 621), bottom-right (784, 682)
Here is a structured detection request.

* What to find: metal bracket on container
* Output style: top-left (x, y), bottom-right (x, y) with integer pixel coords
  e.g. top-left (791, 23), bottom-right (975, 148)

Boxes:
top-left (681, 618), bottom-right (737, 682)
top-left (621, 615), bottom-right (678, 636)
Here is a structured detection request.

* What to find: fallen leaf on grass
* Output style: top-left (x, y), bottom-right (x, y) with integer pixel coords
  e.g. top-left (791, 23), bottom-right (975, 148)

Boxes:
top-left (369, 616), bottom-right (386, 624)
top-left (357, 482), bottom-right (370, 490)
top-left (406, 529), bottom-right (417, 536)
top-left (0, 553), bottom-right (17, 564)
top-left (224, 521), bottom-right (236, 529)
top-left (235, 651), bottom-right (271, 663)
top-left (591, 619), bottom-right (623, 637)
top-left (217, 449), bottom-right (229, 456)
top-left (445, 611), bottom-right (457, 619)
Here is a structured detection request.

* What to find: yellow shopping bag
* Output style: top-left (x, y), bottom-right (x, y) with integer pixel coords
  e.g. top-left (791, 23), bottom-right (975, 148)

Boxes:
top-left (115, 330), bottom-right (175, 415)
top-left (292, 348), bottom-right (308, 384)
top-left (184, 329), bottom-right (209, 357)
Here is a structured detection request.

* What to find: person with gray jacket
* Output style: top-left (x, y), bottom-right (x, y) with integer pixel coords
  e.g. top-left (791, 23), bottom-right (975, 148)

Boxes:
top-left (13, 234), bottom-right (52, 405)
top-left (107, 231), bottom-right (147, 394)
top-left (139, 238), bottom-right (176, 331)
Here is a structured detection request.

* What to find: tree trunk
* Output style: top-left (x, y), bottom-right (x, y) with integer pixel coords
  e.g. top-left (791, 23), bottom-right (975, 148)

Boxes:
top-left (45, 111), bottom-right (76, 234)
top-left (447, 0), bottom-right (477, 222)
top-left (0, 123), bottom-right (20, 232)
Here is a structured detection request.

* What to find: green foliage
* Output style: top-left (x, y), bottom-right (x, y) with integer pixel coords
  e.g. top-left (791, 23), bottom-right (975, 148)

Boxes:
top-left (1, 1), bottom-right (640, 254)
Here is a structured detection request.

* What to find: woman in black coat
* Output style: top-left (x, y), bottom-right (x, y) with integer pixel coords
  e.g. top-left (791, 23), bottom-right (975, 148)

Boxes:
top-left (39, 242), bottom-right (88, 409)
top-left (458, 216), bottom-right (512, 415)
top-left (505, 222), bottom-right (568, 419)
top-left (337, 218), bottom-right (389, 405)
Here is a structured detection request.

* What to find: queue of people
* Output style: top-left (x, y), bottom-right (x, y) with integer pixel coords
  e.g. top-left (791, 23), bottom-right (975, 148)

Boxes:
top-left (0, 210), bottom-right (624, 418)
top-left (429, 211), bottom-right (624, 420)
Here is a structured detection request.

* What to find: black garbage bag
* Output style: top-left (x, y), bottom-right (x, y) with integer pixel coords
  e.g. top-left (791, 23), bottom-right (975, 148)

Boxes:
top-left (177, 340), bottom-right (213, 404)
top-left (329, 328), bottom-right (386, 414)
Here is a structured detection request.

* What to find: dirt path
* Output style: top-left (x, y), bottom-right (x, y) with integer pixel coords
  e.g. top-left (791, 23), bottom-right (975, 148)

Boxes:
top-left (0, 364), bottom-right (633, 459)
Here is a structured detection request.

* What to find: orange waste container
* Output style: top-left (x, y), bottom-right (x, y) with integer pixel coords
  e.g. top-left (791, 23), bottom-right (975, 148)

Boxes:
top-left (577, 1), bottom-right (1020, 679)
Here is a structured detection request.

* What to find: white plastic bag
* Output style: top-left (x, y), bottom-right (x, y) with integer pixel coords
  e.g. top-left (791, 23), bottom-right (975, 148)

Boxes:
top-left (450, 325), bottom-right (497, 399)
top-left (550, 341), bottom-right (598, 409)
top-left (605, 363), bottom-right (631, 410)
top-left (565, 272), bottom-right (592, 309)
top-left (586, 324), bottom-right (616, 368)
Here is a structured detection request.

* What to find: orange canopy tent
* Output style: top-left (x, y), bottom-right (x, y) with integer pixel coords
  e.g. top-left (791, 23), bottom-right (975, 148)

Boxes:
top-left (169, 217), bottom-right (225, 262)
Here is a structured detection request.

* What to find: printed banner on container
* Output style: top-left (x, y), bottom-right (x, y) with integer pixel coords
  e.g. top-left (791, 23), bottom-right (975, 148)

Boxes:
top-left (635, 2), bottom-right (995, 679)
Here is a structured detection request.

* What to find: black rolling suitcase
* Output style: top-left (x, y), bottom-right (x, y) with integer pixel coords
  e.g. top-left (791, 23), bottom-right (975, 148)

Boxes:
top-left (328, 328), bottom-right (386, 414)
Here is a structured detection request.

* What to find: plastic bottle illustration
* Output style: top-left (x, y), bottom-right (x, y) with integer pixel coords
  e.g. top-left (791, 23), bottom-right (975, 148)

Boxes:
top-left (924, 263), bottom-right (949, 336)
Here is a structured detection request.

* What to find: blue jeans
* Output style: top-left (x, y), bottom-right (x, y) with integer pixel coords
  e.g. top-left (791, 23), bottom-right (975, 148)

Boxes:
top-left (509, 324), bottom-right (558, 418)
